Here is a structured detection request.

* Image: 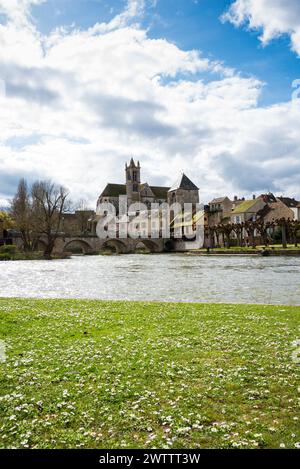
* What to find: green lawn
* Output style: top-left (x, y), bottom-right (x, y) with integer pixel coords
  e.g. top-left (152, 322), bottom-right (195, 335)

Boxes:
top-left (0, 298), bottom-right (299, 449)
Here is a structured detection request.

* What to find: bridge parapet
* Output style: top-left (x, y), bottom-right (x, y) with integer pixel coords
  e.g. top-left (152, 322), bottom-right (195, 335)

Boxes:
top-left (53, 236), bottom-right (166, 255)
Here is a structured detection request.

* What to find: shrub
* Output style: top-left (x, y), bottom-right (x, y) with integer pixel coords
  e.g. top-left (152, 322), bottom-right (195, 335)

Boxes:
top-left (0, 245), bottom-right (17, 256)
top-left (0, 253), bottom-right (10, 261)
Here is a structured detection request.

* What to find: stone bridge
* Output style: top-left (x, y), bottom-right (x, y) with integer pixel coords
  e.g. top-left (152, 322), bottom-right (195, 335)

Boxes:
top-left (52, 236), bottom-right (167, 255)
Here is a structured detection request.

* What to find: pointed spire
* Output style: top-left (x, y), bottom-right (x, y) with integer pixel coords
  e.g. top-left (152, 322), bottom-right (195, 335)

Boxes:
top-left (168, 173), bottom-right (199, 192)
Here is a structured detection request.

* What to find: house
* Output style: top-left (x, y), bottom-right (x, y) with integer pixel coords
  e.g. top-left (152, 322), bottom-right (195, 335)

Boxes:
top-left (278, 197), bottom-right (300, 221)
top-left (257, 198), bottom-right (294, 224)
top-left (208, 196), bottom-right (233, 225)
top-left (230, 196), bottom-right (266, 223)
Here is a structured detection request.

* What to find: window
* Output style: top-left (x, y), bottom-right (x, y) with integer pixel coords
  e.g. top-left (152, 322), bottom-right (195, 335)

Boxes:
top-left (133, 184), bottom-right (138, 192)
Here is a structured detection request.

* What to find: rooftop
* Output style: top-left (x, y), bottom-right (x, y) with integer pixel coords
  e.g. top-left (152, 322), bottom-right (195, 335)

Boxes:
top-left (100, 183), bottom-right (169, 200)
top-left (232, 198), bottom-right (259, 214)
top-left (168, 173), bottom-right (199, 192)
top-left (100, 183), bottom-right (127, 198)
top-left (209, 197), bottom-right (228, 204)
top-left (278, 197), bottom-right (300, 208)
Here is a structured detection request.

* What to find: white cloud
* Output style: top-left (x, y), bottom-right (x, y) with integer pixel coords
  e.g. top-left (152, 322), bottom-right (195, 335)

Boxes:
top-left (0, 0), bottom-right (46, 27)
top-left (0, 0), bottom-right (299, 208)
top-left (222, 0), bottom-right (300, 56)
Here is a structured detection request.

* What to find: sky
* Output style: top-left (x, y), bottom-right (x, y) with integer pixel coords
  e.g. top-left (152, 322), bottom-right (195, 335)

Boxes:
top-left (0, 0), bottom-right (300, 208)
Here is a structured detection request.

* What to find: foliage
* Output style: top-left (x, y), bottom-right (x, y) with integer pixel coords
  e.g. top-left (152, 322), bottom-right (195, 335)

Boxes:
top-left (0, 245), bottom-right (17, 256)
top-left (0, 298), bottom-right (299, 449)
top-left (0, 212), bottom-right (15, 230)
top-left (10, 179), bottom-right (38, 252)
top-left (0, 245), bottom-right (18, 260)
top-left (0, 253), bottom-right (10, 261)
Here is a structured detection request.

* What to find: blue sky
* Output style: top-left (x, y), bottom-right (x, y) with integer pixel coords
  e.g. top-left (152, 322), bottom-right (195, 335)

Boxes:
top-left (0, 0), bottom-right (300, 205)
top-left (31, 0), bottom-right (299, 105)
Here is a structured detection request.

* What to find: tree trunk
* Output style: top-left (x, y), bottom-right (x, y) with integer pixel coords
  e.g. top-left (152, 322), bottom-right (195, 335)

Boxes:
top-left (282, 225), bottom-right (287, 249)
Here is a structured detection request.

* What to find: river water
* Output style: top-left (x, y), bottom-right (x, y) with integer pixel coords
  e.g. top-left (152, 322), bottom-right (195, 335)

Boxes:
top-left (0, 254), bottom-right (299, 305)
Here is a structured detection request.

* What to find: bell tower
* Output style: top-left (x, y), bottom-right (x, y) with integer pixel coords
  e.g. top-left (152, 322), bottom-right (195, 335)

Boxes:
top-left (125, 158), bottom-right (140, 204)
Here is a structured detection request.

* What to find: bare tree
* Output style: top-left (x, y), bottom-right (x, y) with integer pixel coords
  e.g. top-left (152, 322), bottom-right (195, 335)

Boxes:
top-left (288, 220), bottom-right (300, 247)
top-left (244, 220), bottom-right (257, 248)
top-left (231, 222), bottom-right (244, 247)
top-left (31, 181), bottom-right (70, 259)
top-left (275, 218), bottom-right (289, 249)
top-left (10, 179), bottom-right (37, 251)
top-left (219, 223), bottom-right (233, 248)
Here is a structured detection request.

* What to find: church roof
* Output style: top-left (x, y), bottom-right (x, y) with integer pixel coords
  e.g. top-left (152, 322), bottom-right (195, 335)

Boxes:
top-left (100, 184), bottom-right (127, 198)
top-left (168, 173), bottom-right (199, 192)
top-left (150, 186), bottom-right (170, 200)
top-left (100, 183), bottom-right (169, 200)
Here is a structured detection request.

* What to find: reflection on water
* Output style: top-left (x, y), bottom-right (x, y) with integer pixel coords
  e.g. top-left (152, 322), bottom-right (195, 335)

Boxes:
top-left (0, 254), bottom-right (299, 305)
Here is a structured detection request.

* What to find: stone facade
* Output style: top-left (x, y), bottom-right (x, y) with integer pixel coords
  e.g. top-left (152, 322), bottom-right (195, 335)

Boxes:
top-left (61, 210), bottom-right (96, 236)
top-left (97, 159), bottom-right (199, 213)
top-left (208, 196), bottom-right (233, 225)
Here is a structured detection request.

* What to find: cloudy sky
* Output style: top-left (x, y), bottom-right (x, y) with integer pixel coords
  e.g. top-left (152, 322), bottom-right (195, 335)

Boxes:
top-left (0, 0), bottom-right (300, 207)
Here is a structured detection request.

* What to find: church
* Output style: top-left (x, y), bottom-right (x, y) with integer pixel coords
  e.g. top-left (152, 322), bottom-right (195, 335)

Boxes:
top-left (97, 158), bottom-right (199, 212)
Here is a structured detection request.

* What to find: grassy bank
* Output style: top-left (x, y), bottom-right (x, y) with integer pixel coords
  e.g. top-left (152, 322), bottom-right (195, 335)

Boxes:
top-left (0, 298), bottom-right (299, 449)
top-left (193, 244), bottom-right (300, 253)
top-left (0, 245), bottom-right (70, 261)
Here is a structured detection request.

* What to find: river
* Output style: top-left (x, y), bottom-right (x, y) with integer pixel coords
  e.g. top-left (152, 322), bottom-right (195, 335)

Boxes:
top-left (0, 254), bottom-right (299, 304)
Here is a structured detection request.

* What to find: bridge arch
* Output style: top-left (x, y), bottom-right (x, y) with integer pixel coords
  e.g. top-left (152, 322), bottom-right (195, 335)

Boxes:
top-left (101, 239), bottom-right (128, 254)
top-left (63, 239), bottom-right (94, 254)
top-left (134, 239), bottom-right (161, 253)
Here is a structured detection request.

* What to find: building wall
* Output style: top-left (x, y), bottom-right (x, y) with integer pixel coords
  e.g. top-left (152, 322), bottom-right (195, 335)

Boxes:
top-left (62, 210), bottom-right (95, 236)
top-left (231, 198), bottom-right (266, 223)
top-left (168, 189), bottom-right (199, 206)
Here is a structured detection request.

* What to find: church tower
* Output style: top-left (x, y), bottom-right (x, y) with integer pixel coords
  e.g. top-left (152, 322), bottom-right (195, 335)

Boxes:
top-left (168, 173), bottom-right (199, 206)
top-left (125, 158), bottom-right (141, 204)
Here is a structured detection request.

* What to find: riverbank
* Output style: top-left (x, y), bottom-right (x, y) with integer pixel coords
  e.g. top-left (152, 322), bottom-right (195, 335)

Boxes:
top-left (0, 245), bottom-right (70, 261)
top-left (0, 298), bottom-right (299, 449)
top-left (188, 245), bottom-right (300, 256)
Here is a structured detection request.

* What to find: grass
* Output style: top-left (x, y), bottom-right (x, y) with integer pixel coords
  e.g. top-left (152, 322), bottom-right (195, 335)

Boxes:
top-left (0, 298), bottom-right (299, 449)
top-left (194, 244), bottom-right (300, 253)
